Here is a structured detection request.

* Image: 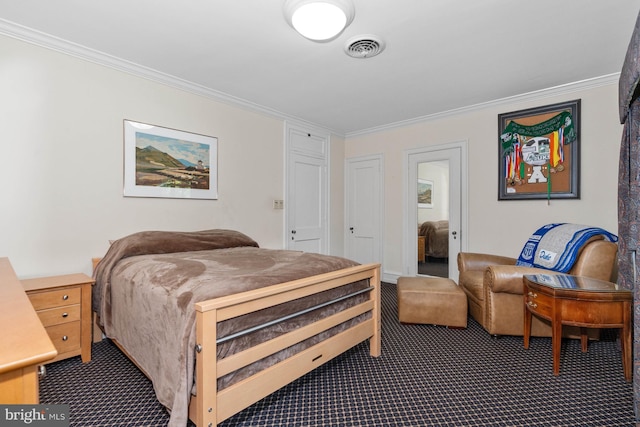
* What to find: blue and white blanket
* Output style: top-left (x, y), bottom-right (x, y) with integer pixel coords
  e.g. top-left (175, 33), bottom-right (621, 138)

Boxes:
top-left (515, 223), bottom-right (618, 272)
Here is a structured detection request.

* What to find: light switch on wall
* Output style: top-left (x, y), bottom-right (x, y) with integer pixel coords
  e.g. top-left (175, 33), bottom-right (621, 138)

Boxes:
top-left (273, 199), bottom-right (284, 209)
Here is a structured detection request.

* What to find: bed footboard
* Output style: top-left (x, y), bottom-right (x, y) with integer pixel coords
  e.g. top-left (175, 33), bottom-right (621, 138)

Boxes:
top-left (190, 263), bottom-right (381, 426)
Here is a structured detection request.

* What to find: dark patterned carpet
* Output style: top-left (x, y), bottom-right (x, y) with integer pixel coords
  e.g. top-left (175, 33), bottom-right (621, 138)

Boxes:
top-left (40, 283), bottom-right (635, 426)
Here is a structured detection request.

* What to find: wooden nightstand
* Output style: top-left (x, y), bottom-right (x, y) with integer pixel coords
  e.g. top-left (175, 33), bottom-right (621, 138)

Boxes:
top-left (418, 235), bottom-right (426, 262)
top-left (22, 273), bottom-right (94, 364)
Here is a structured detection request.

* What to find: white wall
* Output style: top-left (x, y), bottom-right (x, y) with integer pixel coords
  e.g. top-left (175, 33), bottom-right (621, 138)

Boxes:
top-left (0, 35), bottom-right (345, 278)
top-left (0, 33), bottom-right (622, 282)
top-left (345, 82), bottom-right (621, 279)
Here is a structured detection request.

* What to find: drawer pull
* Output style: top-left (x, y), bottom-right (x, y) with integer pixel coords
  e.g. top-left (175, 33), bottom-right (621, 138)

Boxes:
top-left (62, 312), bottom-right (69, 318)
top-left (38, 365), bottom-right (47, 378)
top-left (527, 291), bottom-right (537, 298)
top-left (62, 295), bottom-right (69, 301)
top-left (527, 301), bottom-right (538, 309)
top-left (62, 335), bottom-right (68, 341)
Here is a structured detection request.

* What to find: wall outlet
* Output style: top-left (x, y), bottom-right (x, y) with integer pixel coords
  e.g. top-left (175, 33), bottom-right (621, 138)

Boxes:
top-left (273, 199), bottom-right (284, 209)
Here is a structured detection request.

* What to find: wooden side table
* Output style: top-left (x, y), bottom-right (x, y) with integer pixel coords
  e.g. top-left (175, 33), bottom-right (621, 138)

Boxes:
top-left (22, 273), bottom-right (95, 364)
top-left (523, 273), bottom-right (632, 381)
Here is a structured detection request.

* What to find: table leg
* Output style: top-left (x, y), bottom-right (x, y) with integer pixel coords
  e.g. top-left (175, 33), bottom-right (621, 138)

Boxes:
top-left (523, 294), bottom-right (531, 349)
top-left (552, 301), bottom-right (562, 376)
top-left (580, 327), bottom-right (588, 353)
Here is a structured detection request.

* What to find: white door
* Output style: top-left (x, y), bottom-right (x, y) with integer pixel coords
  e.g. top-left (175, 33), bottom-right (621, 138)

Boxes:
top-left (286, 124), bottom-right (329, 254)
top-left (346, 155), bottom-right (383, 265)
top-left (405, 142), bottom-right (468, 280)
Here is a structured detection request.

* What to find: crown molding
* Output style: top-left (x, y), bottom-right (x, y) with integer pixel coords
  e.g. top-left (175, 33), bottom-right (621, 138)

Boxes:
top-left (0, 18), bottom-right (337, 135)
top-left (346, 73), bottom-right (620, 138)
top-left (0, 19), bottom-right (618, 140)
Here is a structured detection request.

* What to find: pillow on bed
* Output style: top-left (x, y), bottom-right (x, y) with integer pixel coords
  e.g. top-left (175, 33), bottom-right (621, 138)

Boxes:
top-left (112, 229), bottom-right (258, 257)
top-left (96, 229), bottom-right (259, 280)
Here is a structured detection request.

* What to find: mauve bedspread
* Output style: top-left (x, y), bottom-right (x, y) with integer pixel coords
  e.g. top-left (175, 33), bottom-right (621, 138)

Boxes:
top-left (93, 229), bottom-right (366, 427)
top-left (419, 220), bottom-right (449, 258)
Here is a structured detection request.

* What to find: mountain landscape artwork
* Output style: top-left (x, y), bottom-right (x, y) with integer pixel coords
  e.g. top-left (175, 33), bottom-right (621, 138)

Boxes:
top-left (123, 120), bottom-right (218, 200)
top-left (418, 179), bottom-right (433, 208)
top-left (135, 132), bottom-right (210, 189)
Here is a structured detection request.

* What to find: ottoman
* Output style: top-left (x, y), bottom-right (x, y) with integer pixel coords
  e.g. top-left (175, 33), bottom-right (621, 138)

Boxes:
top-left (397, 276), bottom-right (468, 328)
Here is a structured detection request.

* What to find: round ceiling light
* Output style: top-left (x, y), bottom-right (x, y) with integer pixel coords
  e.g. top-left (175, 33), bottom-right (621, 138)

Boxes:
top-left (284, 0), bottom-right (355, 42)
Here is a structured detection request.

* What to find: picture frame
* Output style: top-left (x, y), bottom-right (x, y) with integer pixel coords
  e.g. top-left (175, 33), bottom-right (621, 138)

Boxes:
top-left (498, 99), bottom-right (580, 201)
top-left (123, 120), bottom-right (218, 200)
top-left (418, 179), bottom-right (433, 208)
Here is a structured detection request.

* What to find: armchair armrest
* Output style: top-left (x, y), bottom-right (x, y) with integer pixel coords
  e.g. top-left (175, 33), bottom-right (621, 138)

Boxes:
top-left (485, 265), bottom-right (559, 295)
top-left (457, 252), bottom-right (517, 273)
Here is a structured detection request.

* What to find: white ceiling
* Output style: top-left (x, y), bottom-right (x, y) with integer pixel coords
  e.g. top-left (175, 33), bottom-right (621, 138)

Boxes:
top-left (1, 1), bottom-right (639, 135)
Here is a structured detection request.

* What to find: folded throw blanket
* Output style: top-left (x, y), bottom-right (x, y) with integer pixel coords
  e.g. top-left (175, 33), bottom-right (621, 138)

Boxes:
top-left (516, 223), bottom-right (618, 272)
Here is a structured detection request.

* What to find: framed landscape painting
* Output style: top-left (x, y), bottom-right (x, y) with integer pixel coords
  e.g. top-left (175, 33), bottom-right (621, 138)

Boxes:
top-left (498, 99), bottom-right (580, 201)
top-left (123, 120), bottom-right (218, 199)
top-left (418, 179), bottom-right (433, 208)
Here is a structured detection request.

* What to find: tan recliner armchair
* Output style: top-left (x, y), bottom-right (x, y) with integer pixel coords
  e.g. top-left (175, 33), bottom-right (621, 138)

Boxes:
top-left (457, 239), bottom-right (618, 336)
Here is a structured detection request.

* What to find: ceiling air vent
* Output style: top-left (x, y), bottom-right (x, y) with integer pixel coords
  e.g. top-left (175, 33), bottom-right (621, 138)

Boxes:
top-left (344, 35), bottom-right (385, 59)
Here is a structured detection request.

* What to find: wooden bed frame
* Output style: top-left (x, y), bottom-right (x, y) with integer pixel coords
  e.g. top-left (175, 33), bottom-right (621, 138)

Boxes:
top-left (92, 259), bottom-right (381, 426)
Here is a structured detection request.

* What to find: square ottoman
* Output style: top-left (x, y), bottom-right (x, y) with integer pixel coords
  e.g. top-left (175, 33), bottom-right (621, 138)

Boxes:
top-left (397, 276), bottom-right (468, 328)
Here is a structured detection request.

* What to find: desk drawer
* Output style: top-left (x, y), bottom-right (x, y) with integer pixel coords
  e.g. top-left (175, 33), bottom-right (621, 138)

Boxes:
top-left (46, 321), bottom-right (81, 354)
top-left (37, 305), bottom-right (81, 327)
top-left (28, 288), bottom-right (81, 310)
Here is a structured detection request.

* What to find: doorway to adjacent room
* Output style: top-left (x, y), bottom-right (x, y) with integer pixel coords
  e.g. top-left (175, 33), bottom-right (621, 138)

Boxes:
top-left (405, 141), bottom-right (468, 282)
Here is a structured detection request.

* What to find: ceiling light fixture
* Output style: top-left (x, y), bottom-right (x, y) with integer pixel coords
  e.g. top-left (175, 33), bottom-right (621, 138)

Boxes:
top-left (284, 0), bottom-right (355, 42)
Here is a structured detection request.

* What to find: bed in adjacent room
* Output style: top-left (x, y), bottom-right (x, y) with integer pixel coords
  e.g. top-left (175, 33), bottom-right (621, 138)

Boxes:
top-left (92, 229), bottom-right (380, 427)
top-left (419, 220), bottom-right (449, 259)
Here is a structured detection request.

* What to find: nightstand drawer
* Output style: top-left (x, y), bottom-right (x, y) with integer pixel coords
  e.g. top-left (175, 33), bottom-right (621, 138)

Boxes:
top-left (46, 321), bottom-right (81, 354)
top-left (28, 288), bottom-right (81, 310)
top-left (37, 305), bottom-right (81, 327)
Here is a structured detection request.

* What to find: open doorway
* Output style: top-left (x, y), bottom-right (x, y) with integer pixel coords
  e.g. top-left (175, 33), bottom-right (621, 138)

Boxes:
top-left (417, 161), bottom-right (450, 277)
top-left (405, 141), bottom-right (468, 281)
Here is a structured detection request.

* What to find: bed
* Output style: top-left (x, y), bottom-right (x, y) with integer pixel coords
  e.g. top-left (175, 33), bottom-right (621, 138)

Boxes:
top-left (418, 220), bottom-right (449, 259)
top-left (92, 229), bottom-right (381, 427)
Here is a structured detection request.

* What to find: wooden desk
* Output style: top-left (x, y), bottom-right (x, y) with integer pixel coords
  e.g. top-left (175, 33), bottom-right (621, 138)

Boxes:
top-left (0, 258), bottom-right (57, 404)
top-left (523, 274), bottom-right (632, 381)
